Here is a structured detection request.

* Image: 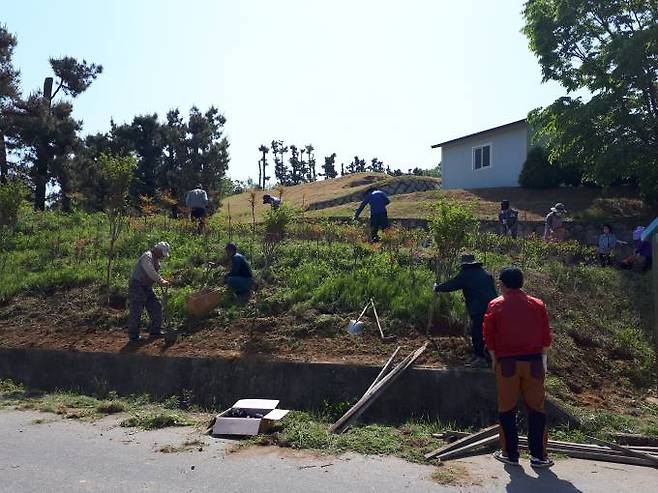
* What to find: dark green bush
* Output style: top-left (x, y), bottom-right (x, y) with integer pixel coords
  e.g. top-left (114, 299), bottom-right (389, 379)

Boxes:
top-left (519, 147), bottom-right (560, 189)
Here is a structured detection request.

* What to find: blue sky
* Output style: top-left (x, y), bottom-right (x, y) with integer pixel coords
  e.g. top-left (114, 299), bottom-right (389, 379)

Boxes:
top-left (3, 0), bottom-right (567, 182)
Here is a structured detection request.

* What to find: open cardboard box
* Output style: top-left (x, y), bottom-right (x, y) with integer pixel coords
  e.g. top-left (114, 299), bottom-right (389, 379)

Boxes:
top-left (212, 399), bottom-right (290, 436)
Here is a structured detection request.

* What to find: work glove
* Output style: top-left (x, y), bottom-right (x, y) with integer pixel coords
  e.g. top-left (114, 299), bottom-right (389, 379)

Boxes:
top-left (433, 282), bottom-right (440, 293)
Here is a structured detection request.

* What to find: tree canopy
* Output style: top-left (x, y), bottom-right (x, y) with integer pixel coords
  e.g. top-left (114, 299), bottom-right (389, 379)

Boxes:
top-left (523, 0), bottom-right (658, 199)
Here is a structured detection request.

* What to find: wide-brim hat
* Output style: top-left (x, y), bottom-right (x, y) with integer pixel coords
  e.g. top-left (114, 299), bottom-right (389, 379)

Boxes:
top-left (550, 203), bottom-right (567, 213)
top-left (460, 254), bottom-right (482, 266)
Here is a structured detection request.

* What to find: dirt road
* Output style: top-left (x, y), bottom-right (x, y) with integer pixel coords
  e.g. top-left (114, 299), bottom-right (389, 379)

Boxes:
top-left (0, 410), bottom-right (656, 492)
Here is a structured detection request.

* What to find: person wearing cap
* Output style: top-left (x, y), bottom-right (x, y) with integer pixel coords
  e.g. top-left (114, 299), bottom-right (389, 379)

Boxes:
top-left (498, 200), bottom-right (519, 239)
top-left (127, 242), bottom-right (171, 342)
top-left (185, 184), bottom-right (209, 222)
top-left (544, 203), bottom-right (567, 242)
top-left (262, 194), bottom-right (282, 210)
top-left (483, 267), bottom-right (553, 468)
top-left (354, 187), bottom-right (391, 242)
top-left (224, 243), bottom-right (253, 296)
top-left (433, 254), bottom-right (498, 367)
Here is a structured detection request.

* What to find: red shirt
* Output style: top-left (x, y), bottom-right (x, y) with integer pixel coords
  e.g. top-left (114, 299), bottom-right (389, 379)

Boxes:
top-left (483, 289), bottom-right (552, 358)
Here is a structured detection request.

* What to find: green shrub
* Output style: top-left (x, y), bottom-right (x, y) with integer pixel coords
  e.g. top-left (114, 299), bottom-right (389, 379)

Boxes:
top-left (0, 180), bottom-right (27, 227)
top-left (519, 147), bottom-right (559, 189)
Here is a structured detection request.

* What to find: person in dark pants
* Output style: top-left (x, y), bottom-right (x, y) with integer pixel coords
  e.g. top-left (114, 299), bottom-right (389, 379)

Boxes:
top-left (185, 185), bottom-right (209, 222)
top-left (354, 188), bottom-right (390, 241)
top-left (484, 267), bottom-right (553, 468)
top-left (433, 254), bottom-right (497, 368)
top-left (262, 194), bottom-right (282, 210)
top-left (224, 243), bottom-right (254, 296)
top-left (127, 242), bottom-right (171, 342)
top-left (498, 200), bottom-right (519, 239)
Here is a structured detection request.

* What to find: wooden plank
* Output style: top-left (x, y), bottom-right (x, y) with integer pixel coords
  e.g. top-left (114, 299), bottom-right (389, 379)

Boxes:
top-left (365, 346), bottom-right (401, 395)
top-left (425, 424), bottom-right (499, 460)
top-left (586, 436), bottom-right (658, 467)
top-left (613, 433), bottom-right (658, 448)
top-left (434, 435), bottom-right (499, 461)
top-left (540, 446), bottom-right (657, 468)
top-left (330, 344), bottom-right (424, 433)
top-left (329, 343), bottom-right (428, 434)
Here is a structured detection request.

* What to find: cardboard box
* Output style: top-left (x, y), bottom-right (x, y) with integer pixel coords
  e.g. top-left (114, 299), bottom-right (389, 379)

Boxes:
top-left (212, 399), bottom-right (290, 436)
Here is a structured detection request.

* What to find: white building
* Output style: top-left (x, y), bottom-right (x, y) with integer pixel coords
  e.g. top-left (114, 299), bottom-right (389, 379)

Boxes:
top-left (432, 119), bottom-right (530, 189)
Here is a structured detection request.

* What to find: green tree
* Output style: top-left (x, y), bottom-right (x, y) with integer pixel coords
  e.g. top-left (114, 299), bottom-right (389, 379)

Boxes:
top-left (258, 144), bottom-right (269, 189)
top-left (519, 146), bottom-right (560, 188)
top-left (523, 0), bottom-right (658, 201)
top-left (13, 55), bottom-right (102, 210)
top-left (99, 153), bottom-right (135, 298)
top-left (322, 152), bottom-right (338, 179)
top-left (0, 25), bottom-right (20, 185)
top-left (305, 144), bottom-right (316, 181)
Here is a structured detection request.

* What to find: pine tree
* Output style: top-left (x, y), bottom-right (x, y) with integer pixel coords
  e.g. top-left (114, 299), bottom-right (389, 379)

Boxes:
top-left (322, 152), bottom-right (337, 179)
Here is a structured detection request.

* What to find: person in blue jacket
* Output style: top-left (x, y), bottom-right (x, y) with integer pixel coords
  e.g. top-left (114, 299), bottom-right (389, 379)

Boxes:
top-left (224, 243), bottom-right (253, 296)
top-left (354, 188), bottom-right (390, 241)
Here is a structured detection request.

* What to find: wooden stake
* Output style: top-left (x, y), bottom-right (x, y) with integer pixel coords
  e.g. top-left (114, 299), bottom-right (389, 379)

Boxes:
top-left (365, 346), bottom-right (401, 395)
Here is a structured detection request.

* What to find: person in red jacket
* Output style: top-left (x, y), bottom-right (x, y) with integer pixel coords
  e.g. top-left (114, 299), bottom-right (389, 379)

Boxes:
top-left (483, 267), bottom-right (553, 468)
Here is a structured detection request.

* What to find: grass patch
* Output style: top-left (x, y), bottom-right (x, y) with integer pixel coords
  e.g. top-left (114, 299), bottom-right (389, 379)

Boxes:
top-left (248, 411), bottom-right (456, 463)
top-left (120, 411), bottom-right (196, 430)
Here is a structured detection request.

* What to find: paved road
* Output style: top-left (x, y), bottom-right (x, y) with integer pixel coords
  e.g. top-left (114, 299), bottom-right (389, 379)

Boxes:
top-left (1, 410), bottom-right (656, 492)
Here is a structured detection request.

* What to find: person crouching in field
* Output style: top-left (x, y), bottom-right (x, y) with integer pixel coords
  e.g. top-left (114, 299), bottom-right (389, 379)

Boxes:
top-left (224, 243), bottom-right (254, 297)
top-left (262, 194), bottom-right (282, 210)
top-left (127, 242), bottom-right (171, 342)
top-left (484, 267), bottom-right (553, 468)
top-left (185, 184), bottom-right (209, 222)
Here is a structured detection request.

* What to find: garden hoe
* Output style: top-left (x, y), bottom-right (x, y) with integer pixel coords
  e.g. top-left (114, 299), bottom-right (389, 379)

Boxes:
top-left (370, 298), bottom-right (397, 342)
top-left (346, 299), bottom-right (371, 335)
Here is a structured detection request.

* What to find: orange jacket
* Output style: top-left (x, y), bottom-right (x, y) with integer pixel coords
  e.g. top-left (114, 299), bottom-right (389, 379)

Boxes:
top-left (483, 290), bottom-right (552, 358)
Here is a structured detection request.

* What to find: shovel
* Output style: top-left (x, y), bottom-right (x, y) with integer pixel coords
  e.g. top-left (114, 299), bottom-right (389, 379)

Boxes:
top-left (346, 300), bottom-right (371, 335)
top-left (161, 285), bottom-right (177, 343)
top-left (370, 298), bottom-right (397, 342)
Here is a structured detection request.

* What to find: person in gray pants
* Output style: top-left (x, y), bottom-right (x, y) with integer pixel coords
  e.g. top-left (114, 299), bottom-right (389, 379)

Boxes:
top-left (127, 242), bottom-right (171, 342)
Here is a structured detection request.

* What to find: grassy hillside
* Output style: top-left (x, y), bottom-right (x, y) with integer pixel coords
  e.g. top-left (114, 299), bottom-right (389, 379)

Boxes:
top-left (224, 173), bottom-right (655, 223)
top-left (0, 206), bottom-right (656, 431)
top-left (308, 187), bottom-right (655, 223)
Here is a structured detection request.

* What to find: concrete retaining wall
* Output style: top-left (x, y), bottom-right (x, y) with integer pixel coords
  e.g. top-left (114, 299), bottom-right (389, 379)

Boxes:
top-left (0, 348), bottom-right (575, 427)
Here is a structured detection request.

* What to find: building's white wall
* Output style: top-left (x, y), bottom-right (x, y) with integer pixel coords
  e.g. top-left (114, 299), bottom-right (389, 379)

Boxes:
top-left (442, 123), bottom-right (529, 189)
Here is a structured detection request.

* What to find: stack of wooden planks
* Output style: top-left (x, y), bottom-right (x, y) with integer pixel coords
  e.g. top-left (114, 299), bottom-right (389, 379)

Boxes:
top-left (426, 427), bottom-right (658, 468)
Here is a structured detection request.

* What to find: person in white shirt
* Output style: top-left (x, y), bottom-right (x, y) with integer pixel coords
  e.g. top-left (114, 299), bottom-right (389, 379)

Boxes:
top-left (127, 242), bottom-right (171, 342)
top-left (185, 185), bottom-right (209, 222)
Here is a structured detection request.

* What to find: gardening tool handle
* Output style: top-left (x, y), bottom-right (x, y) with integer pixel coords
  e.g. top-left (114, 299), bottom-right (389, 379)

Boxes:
top-left (356, 299), bottom-right (371, 322)
top-left (370, 298), bottom-right (384, 337)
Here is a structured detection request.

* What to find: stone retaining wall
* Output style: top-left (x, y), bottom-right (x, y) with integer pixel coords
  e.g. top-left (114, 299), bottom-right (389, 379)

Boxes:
top-left (316, 217), bottom-right (637, 247)
top-left (307, 178), bottom-right (440, 211)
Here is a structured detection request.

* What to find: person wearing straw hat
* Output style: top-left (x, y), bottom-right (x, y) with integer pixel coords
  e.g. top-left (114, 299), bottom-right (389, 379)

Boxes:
top-left (433, 254), bottom-right (498, 368)
top-left (127, 242), bottom-right (171, 342)
top-left (544, 203), bottom-right (567, 242)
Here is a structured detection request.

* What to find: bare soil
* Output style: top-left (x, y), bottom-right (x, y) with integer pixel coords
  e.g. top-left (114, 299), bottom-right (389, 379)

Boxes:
top-left (0, 286), bottom-right (469, 367)
top-left (0, 286), bottom-right (653, 417)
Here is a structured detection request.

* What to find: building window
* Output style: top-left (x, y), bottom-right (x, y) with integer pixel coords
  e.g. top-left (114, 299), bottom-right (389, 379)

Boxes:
top-left (473, 144), bottom-right (491, 170)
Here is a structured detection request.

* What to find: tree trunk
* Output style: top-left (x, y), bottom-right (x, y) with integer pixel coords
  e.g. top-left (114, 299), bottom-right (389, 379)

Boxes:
top-left (0, 131), bottom-right (7, 184)
top-left (34, 164), bottom-right (48, 211)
